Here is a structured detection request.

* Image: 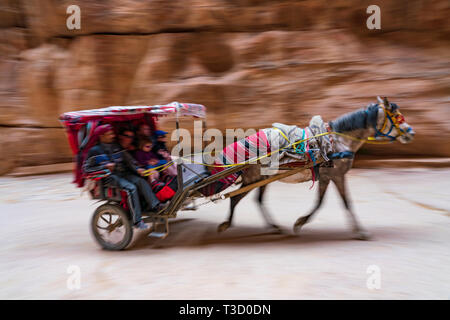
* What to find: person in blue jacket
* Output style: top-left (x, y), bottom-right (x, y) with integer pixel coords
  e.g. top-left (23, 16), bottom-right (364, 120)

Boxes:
top-left (83, 124), bottom-right (164, 230)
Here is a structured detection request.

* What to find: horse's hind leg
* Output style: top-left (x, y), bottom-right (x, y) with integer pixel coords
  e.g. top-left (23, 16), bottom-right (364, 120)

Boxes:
top-left (293, 176), bottom-right (330, 233)
top-left (332, 175), bottom-right (370, 240)
top-left (217, 190), bottom-right (249, 233)
top-left (257, 186), bottom-right (282, 233)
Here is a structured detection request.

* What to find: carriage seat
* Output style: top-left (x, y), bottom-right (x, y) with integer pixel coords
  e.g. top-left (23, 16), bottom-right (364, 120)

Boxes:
top-left (84, 171), bottom-right (122, 202)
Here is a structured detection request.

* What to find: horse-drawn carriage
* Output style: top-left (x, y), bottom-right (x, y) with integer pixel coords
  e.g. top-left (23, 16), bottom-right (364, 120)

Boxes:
top-left (60, 102), bottom-right (320, 250)
top-left (60, 98), bottom-right (414, 250)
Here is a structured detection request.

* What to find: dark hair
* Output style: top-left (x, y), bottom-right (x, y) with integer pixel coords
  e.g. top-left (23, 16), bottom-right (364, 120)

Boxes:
top-left (118, 126), bottom-right (134, 136)
top-left (138, 123), bottom-right (150, 129)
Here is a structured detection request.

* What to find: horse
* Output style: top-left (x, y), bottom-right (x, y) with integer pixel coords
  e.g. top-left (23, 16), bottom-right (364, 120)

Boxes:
top-left (216, 96), bottom-right (415, 240)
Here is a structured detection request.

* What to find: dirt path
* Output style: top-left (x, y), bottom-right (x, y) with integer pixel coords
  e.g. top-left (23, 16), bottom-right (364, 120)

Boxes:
top-left (1, 168), bottom-right (449, 299)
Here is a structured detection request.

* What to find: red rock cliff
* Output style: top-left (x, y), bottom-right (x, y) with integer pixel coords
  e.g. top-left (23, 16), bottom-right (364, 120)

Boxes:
top-left (0, 0), bottom-right (449, 174)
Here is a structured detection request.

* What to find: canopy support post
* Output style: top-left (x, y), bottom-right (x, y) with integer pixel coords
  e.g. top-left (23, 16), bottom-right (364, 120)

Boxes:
top-left (175, 104), bottom-right (183, 192)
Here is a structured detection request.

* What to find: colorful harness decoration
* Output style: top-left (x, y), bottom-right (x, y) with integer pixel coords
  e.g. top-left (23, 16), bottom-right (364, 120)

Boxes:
top-left (196, 102), bottom-right (412, 196)
top-left (199, 130), bottom-right (271, 196)
top-left (199, 116), bottom-right (334, 196)
top-left (370, 103), bottom-right (410, 141)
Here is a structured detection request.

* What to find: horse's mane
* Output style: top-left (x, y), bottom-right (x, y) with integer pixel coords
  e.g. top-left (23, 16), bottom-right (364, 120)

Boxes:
top-left (329, 103), bottom-right (379, 133)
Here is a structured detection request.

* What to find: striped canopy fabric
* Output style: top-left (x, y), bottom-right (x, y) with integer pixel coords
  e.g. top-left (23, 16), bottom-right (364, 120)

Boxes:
top-left (59, 102), bottom-right (206, 124)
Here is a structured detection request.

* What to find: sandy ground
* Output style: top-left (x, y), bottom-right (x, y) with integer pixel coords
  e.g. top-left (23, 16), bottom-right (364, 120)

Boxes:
top-left (0, 168), bottom-right (449, 299)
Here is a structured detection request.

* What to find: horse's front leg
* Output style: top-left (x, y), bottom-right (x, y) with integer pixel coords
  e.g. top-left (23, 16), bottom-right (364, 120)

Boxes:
top-left (293, 176), bottom-right (330, 233)
top-left (332, 175), bottom-right (370, 240)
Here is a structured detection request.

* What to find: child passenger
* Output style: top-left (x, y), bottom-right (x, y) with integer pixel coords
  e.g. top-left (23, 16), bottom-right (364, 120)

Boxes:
top-left (134, 139), bottom-right (166, 182)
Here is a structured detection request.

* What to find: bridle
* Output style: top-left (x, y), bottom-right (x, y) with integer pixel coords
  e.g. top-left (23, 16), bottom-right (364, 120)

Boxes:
top-left (368, 104), bottom-right (411, 141)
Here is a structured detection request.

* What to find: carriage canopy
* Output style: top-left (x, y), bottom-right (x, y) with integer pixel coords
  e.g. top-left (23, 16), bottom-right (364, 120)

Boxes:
top-left (59, 102), bottom-right (206, 155)
top-left (59, 102), bottom-right (206, 125)
top-left (59, 102), bottom-right (206, 187)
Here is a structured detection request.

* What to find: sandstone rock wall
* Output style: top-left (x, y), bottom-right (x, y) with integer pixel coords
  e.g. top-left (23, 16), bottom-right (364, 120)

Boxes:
top-left (1, 0), bottom-right (449, 174)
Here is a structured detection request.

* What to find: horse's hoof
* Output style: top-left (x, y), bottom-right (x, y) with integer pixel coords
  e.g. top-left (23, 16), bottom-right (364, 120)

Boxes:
top-left (293, 216), bottom-right (308, 234)
top-left (353, 230), bottom-right (371, 241)
top-left (217, 221), bottom-right (231, 233)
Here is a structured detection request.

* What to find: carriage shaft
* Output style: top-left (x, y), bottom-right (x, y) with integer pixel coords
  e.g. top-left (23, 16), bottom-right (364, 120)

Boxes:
top-left (220, 164), bottom-right (316, 200)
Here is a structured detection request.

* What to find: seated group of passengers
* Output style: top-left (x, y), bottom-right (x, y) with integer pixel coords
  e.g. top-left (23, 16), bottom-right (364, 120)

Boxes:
top-left (83, 123), bottom-right (176, 231)
top-left (113, 124), bottom-right (177, 180)
top-left (132, 124), bottom-right (177, 183)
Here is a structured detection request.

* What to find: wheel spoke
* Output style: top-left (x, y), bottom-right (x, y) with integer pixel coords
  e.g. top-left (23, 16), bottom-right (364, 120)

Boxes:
top-left (108, 219), bottom-right (123, 233)
top-left (100, 216), bottom-right (110, 224)
top-left (100, 213), bottom-right (114, 224)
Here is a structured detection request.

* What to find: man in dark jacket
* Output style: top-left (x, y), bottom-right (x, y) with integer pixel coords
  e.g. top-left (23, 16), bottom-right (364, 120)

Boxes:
top-left (83, 125), bottom-right (162, 230)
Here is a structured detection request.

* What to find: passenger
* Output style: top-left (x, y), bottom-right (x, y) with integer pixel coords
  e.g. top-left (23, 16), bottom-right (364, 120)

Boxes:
top-left (151, 130), bottom-right (169, 158)
top-left (131, 123), bottom-right (152, 152)
top-left (137, 123), bottom-right (152, 140)
top-left (151, 130), bottom-right (178, 178)
top-left (83, 124), bottom-right (164, 230)
top-left (134, 139), bottom-right (166, 183)
top-left (118, 127), bottom-right (137, 152)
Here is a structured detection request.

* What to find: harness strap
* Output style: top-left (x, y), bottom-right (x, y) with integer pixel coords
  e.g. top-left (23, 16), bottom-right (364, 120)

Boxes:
top-left (328, 151), bottom-right (354, 159)
top-left (371, 104), bottom-right (406, 141)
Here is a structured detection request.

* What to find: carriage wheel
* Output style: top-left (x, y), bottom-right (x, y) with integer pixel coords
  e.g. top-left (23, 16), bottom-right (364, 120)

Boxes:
top-left (91, 203), bottom-right (133, 250)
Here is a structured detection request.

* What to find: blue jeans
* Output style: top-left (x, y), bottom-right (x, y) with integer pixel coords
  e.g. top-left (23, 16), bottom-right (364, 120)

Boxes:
top-left (107, 173), bottom-right (160, 223)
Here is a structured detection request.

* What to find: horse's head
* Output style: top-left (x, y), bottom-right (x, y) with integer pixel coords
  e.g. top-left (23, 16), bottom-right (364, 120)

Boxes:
top-left (375, 96), bottom-right (415, 144)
